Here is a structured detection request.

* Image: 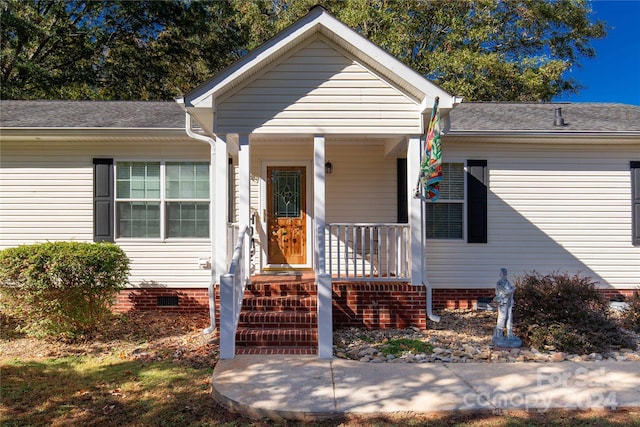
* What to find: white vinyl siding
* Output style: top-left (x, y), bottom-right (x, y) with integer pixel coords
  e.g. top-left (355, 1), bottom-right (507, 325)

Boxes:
top-left (0, 138), bottom-right (212, 289)
top-left (248, 140), bottom-right (396, 271)
top-left (324, 144), bottom-right (397, 224)
top-left (426, 141), bottom-right (640, 290)
top-left (216, 37), bottom-right (421, 135)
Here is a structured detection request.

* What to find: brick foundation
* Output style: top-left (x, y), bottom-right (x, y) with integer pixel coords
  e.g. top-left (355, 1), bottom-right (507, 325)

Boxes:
top-left (332, 282), bottom-right (427, 329)
top-left (113, 288), bottom-right (210, 313)
top-left (599, 289), bottom-right (637, 301)
top-left (112, 285), bottom-right (637, 321)
top-left (432, 288), bottom-right (496, 310)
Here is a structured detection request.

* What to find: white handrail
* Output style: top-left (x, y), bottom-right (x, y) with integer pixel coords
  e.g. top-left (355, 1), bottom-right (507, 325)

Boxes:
top-left (326, 223), bottom-right (410, 281)
top-left (219, 225), bottom-right (250, 359)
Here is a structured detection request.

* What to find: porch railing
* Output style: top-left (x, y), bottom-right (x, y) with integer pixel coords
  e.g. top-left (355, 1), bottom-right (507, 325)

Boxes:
top-left (219, 225), bottom-right (250, 359)
top-left (325, 223), bottom-right (410, 281)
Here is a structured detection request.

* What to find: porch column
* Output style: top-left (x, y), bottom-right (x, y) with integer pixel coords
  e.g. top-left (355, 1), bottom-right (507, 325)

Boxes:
top-left (407, 135), bottom-right (424, 286)
top-left (314, 135), bottom-right (332, 359)
top-left (314, 135), bottom-right (327, 274)
top-left (213, 135), bottom-right (228, 282)
top-left (238, 134), bottom-right (251, 276)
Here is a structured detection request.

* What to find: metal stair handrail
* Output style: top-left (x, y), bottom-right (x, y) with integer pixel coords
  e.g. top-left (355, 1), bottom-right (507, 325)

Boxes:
top-left (219, 225), bottom-right (251, 359)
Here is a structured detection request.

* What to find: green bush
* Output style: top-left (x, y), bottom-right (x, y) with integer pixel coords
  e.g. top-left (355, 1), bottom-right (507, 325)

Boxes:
top-left (513, 271), bottom-right (634, 354)
top-left (0, 241), bottom-right (129, 338)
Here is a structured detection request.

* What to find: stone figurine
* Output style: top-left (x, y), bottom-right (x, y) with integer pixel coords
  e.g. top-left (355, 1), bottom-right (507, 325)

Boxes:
top-left (492, 268), bottom-right (522, 348)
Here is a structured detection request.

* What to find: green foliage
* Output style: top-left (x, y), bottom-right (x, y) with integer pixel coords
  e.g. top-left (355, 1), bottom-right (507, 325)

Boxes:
top-left (380, 338), bottom-right (433, 357)
top-left (234, 0), bottom-right (606, 101)
top-left (0, 241), bottom-right (129, 338)
top-left (1, 0), bottom-right (242, 100)
top-left (2, 0), bottom-right (606, 102)
top-left (513, 272), bottom-right (634, 354)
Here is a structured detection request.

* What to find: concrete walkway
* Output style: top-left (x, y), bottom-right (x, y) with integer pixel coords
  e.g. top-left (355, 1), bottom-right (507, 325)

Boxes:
top-left (212, 355), bottom-right (640, 421)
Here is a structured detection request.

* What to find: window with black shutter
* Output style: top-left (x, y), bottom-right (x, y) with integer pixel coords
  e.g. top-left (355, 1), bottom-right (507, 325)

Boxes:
top-left (467, 160), bottom-right (488, 243)
top-left (632, 161), bottom-right (640, 246)
top-left (93, 158), bottom-right (114, 242)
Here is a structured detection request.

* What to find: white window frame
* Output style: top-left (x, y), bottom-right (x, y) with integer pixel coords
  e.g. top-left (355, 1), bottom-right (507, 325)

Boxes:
top-left (114, 160), bottom-right (210, 241)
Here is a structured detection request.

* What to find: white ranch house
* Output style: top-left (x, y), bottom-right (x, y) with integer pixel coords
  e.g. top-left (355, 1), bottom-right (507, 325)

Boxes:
top-left (1, 7), bottom-right (639, 358)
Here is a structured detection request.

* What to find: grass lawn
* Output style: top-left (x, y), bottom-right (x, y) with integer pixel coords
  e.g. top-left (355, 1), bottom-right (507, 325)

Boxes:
top-left (1, 311), bottom-right (639, 426)
top-left (1, 355), bottom-right (224, 426)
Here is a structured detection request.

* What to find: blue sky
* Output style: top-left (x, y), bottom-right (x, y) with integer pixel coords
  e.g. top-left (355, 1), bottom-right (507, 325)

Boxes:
top-left (554, 0), bottom-right (640, 105)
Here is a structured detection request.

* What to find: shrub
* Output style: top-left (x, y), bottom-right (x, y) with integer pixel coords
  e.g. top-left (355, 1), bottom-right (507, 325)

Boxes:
top-left (513, 271), bottom-right (634, 354)
top-left (618, 291), bottom-right (640, 333)
top-left (0, 241), bottom-right (129, 338)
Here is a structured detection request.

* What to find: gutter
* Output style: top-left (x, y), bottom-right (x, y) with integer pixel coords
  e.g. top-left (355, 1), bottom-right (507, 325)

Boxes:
top-left (178, 100), bottom-right (218, 335)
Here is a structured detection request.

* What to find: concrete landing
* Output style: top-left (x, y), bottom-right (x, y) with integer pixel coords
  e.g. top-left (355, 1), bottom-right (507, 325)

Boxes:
top-left (212, 355), bottom-right (640, 421)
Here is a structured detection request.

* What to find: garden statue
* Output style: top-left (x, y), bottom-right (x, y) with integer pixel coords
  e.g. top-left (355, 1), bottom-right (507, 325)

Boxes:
top-left (492, 268), bottom-right (522, 348)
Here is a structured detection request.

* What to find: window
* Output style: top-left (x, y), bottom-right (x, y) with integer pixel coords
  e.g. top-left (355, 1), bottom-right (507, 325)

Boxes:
top-left (115, 161), bottom-right (209, 239)
top-left (425, 162), bottom-right (465, 239)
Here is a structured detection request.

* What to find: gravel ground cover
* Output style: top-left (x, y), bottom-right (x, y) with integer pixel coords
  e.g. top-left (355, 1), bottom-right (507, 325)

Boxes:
top-left (333, 309), bottom-right (640, 364)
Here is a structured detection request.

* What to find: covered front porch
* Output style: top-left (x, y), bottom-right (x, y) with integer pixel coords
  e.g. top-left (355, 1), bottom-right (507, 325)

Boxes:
top-left (212, 133), bottom-right (434, 359)
top-left (177, 6), bottom-right (460, 358)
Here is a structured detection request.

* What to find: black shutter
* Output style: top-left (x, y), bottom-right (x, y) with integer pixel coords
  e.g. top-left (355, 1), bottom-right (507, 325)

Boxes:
top-left (632, 161), bottom-right (640, 246)
top-left (467, 160), bottom-right (487, 243)
top-left (397, 158), bottom-right (408, 223)
top-left (93, 158), bottom-right (114, 242)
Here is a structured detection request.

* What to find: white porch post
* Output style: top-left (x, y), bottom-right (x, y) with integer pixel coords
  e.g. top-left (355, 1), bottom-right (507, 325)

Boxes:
top-left (408, 135), bottom-right (424, 286)
top-left (314, 135), bottom-right (332, 359)
top-left (238, 134), bottom-right (251, 275)
top-left (213, 136), bottom-right (228, 282)
top-left (314, 135), bottom-right (327, 274)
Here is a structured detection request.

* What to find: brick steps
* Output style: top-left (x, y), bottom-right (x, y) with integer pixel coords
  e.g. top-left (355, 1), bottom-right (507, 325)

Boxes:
top-left (236, 327), bottom-right (317, 348)
top-left (239, 311), bottom-right (317, 328)
top-left (235, 279), bottom-right (318, 355)
top-left (235, 347), bottom-right (317, 355)
top-left (241, 295), bottom-right (317, 311)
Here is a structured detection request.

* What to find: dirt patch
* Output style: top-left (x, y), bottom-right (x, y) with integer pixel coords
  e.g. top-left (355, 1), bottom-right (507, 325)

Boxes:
top-left (0, 311), bottom-right (219, 369)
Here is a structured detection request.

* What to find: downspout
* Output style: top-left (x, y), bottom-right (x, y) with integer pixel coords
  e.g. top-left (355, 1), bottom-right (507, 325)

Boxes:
top-left (421, 204), bottom-right (441, 323)
top-left (423, 280), bottom-right (441, 323)
top-left (416, 133), bottom-right (440, 324)
top-left (181, 107), bottom-right (217, 334)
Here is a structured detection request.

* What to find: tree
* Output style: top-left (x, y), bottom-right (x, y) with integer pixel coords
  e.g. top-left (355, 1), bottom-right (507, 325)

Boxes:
top-left (1, 0), bottom-right (606, 101)
top-left (95, 0), bottom-right (243, 100)
top-left (1, 0), bottom-right (242, 100)
top-left (231, 0), bottom-right (606, 101)
top-left (1, 0), bottom-right (104, 99)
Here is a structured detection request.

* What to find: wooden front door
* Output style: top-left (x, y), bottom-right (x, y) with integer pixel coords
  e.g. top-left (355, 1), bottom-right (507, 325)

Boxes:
top-left (267, 166), bottom-right (307, 265)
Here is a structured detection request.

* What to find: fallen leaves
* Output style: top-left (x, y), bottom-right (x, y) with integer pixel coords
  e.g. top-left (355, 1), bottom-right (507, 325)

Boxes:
top-left (1, 311), bottom-right (219, 369)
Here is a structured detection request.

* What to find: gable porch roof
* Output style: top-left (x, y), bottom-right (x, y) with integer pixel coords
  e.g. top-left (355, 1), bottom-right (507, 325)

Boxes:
top-left (179, 5), bottom-right (459, 136)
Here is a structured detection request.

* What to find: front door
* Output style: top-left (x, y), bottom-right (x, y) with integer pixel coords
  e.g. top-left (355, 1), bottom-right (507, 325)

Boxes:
top-left (267, 166), bottom-right (307, 265)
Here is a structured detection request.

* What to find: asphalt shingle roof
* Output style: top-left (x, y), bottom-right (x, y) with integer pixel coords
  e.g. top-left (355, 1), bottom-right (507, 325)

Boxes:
top-left (0, 100), bottom-right (185, 128)
top-left (448, 102), bottom-right (640, 133)
top-left (1, 100), bottom-right (639, 133)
